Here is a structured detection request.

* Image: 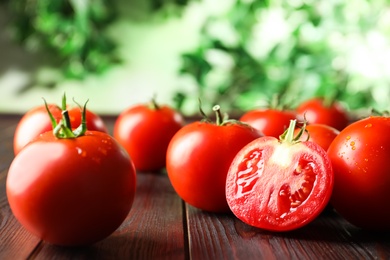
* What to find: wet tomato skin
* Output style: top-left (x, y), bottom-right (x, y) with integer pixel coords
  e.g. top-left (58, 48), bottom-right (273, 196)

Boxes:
top-left (327, 116), bottom-right (390, 230)
top-left (7, 131), bottom-right (136, 246)
top-left (167, 122), bottom-right (262, 213)
top-left (13, 104), bottom-right (108, 155)
top-left (226, 136), bottom-right (333, 231)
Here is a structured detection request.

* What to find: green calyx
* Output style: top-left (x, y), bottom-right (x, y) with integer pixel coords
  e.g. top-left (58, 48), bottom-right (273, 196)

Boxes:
top-left (279, 119), bottom-right (309, 144)
top-left (44, 93), bottom-right (88, 139)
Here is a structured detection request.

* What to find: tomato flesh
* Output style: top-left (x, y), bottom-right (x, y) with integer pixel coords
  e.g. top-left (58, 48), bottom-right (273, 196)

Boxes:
top-left (226, 137), bottom-right (333, 231)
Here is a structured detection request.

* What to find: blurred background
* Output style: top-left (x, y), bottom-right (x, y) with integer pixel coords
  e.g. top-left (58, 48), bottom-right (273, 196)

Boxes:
top-left (0, 0), bottom-right (389, 116)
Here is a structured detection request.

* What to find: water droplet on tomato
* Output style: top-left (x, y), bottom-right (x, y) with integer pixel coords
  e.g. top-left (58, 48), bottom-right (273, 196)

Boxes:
top-left (365, 123), bottom-right (372, 128)
top-left (76, 147), bottom-right (87, 157)
top-left (346, 136), bottom-right (351, 140)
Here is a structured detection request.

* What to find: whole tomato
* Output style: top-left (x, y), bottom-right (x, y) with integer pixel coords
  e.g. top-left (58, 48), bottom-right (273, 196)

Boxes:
top-left (114, 99), bottom-right (185, 172)
top-left (7, 100), bottom-right (136, 246)
top-left (327, 116), bottom-right (390, 230)
top-left (13, 96), bottom-right (108, 155)
top-left (166, 105), bottom-right (262, 213)
top-left (296, 97), bottom-right (349, 131)
top-left (226, 120), bottom-right (334, 231)
top-left (240, 109), bottom-right (297, 138)
top-left (294, 124), bottom-right (340, 151)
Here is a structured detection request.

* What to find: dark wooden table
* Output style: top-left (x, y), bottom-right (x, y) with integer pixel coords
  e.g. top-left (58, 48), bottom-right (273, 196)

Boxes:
top-left (0, 114), bottom-right (389, 260)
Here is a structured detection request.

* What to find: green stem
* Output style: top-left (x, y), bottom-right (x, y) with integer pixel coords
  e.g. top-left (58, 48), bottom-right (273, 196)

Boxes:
top-left (213, 105), bottom-right (223, 125)
top-left (62, 110), bottom-right (72, 129)
top-left (149, 95), bottom-right (160, 110)
top-left (284, 119), bottom-right (296, 143)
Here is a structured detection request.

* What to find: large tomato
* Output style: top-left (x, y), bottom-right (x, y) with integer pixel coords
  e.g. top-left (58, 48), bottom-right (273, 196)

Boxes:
top-left (296, 97), bottom-right (349, 131)
top-left (13, 100), bottom-right (108, 155)
top-left (327, 116), bottom-right (390, 230)
top-left (226, 120), bottom-right (333, 231)
top-left (114, 99), bottom-right (185, 172)
top-left (166, 105), bottom-right (262, 213)
top-left (240, 109), bottom-right (297, 138)
top-left (7, 100), bottom-right (136, 246)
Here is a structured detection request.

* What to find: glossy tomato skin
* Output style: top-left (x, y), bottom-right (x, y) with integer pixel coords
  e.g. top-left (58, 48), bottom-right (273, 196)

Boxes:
top-left (166, 122), bottom-right (262, 213)
top-left (7, 131), bottom-right (136, 246)
top-left (296, 98), bottom-right (349, 131)
top-left (240, 109), bottom-right (297, 138)
top-left (327, 116), bottom-right (390, 230)
top-left (13, 105), bottom-right (108, 155)
top-left (294, 124), bottom-right (340, 151)
top-left (226, 137), bottom-right (333, 231)
top-left (114, 104), bottom-right (184, 172)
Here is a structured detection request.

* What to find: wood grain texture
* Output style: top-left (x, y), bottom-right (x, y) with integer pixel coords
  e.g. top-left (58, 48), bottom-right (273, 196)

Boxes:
top-left (0, 115), bottom-right (42, 259)
top-left (28, 173), bottom-right (185, 260)
top-left (185, 199), bottom-right (390, 260)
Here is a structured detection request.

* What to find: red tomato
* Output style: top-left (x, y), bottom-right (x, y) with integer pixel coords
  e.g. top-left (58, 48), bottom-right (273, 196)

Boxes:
top-left (7, 130), bottom-right (136, 246)
top-left (226, 120), bottom-right (333, 231)
top-left (327, 116), bottom-right (390, 230)
top-left (113, 101), bottom-right (185, 172)
top-left (240, 109), bottom-right (297, 138)
top-left (13, 104), bottom-right (108, 155)
top-left (166, 106), bottom-right (262, 213)
top-left (296, 97), bottom-right (349, 131)
top-left (294, 124), bottom-right (340, 151)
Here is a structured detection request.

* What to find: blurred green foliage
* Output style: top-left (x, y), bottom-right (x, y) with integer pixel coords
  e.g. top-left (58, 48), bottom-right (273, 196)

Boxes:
top-left (8, 0), bottom-right (119, 79)
top-left (3, 0), bottom-right (390, 114)
top-left (5, 0), bottom-right (193, 79)
top-left (175, 0), bottom-right (390, 115)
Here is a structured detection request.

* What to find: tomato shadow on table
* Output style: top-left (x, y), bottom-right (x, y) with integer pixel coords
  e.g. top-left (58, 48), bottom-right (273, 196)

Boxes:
top-left (202, 208), bottom-right (390, 245)
top-left (246, 211), bottom-right (390, 244)
top-left (41, 231), bottom-right (184, 259)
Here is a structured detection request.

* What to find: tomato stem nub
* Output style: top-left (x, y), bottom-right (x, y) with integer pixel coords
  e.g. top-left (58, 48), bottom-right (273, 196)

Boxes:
top-left (213, 105), bottom-right (223, 125)
top-left (150, 95), bottom-right (160, 110)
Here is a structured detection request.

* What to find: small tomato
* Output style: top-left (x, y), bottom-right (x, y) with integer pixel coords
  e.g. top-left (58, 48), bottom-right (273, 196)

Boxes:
top-left (113, 99), bottom-right (185, 172)
top-left (294, 124), bottom-right (340, 151)
top-left (296, 97), bottom-right (349, 131)
top-left (166, 105), bottom-right (262, 213)
top-left (240, 109), bottom-right (297, 138)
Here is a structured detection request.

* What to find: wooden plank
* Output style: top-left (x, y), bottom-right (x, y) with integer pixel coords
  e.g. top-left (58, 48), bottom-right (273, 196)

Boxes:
top-left (0, 116), bottom-right (42, 259)
top-left (185, 205), bottom-right (390, 260)
top-left (31, 172), bottom-right (186, 259)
